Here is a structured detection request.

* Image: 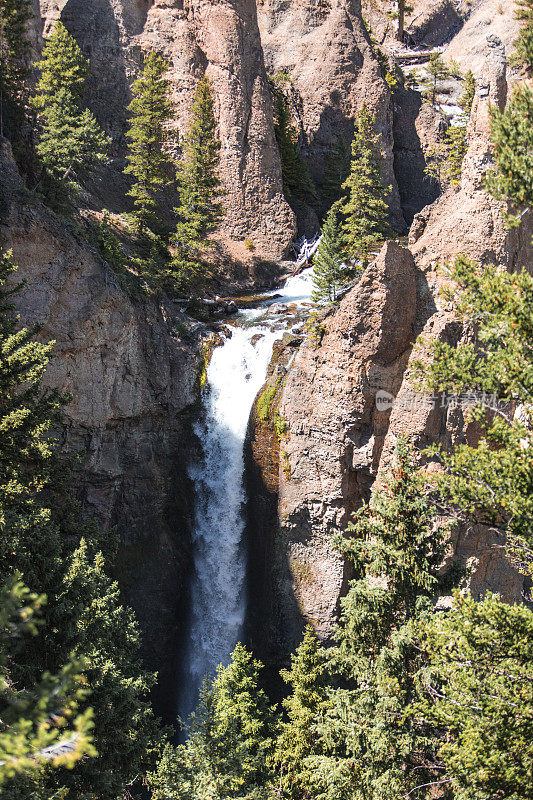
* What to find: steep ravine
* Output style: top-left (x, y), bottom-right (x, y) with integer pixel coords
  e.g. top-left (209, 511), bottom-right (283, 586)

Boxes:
top-left (3, 0), bottom-right (531, 714)
top-left (0, 140), bottom-right (204, 717)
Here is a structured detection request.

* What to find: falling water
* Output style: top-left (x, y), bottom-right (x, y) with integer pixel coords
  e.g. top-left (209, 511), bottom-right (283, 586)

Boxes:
top-left (177, 325), bottom-right (279, 720)
top-left (177, 266), bottom-right (315, 723)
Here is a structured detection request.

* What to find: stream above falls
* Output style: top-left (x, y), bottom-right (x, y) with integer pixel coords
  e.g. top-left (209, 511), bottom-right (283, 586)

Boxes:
top-left (177, 266), bottom-right (316, 724)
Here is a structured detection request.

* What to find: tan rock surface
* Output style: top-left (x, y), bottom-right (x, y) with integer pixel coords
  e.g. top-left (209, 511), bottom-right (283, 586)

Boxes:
top-left (257, 0), bottom-right (405, 228)
top-left (250, 242), bottom-right (417, 655)
top-left (38, 0), bottom-right (295, 266)
top-left (249, 45), bottom-right (532, 657)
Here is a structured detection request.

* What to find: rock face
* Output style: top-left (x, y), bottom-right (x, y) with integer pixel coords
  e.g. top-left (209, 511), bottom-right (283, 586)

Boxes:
top-left (248, 242), bottom-right (417, 659)
top-left (392, 87), bottom-right (447, 225)
top-left (403, 0), bottom-right (464, 47)
top-left (38, 0), bottom-right (295, 265)
top-left (247, 43), bottom-right (532, 661)
top-left (0, 140), bottom-right (201, 715)
top-left (444, 0), bottom-right (520, 76)
top-left (257, 0), bottom-right (405, 229)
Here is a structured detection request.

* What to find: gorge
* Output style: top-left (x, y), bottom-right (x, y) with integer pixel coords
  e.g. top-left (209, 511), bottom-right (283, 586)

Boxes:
top-left (0, 0), bottom-right (532, 795)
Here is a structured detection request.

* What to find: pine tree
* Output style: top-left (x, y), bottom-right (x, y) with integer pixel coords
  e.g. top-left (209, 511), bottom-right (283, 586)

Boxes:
top-left (125, 51), bottom-right (174, 235)
top-left (33, 22), bottom-right (110, 190)
top-left (150, 644), bottom-right (277, 800)
top-left (0, 575), bottom-right (94, 788)
top-left (341, 105), bottom-right (390, 267)
top-left (312, 202), bottom-right (351, 303)
top-left (273, 87), bottom-right (316, 207)
top-left (424, 53), bottom-right (449, 104)
top-left (414, 255), bottom-right (533, 569)
top-left (273, 627), bottom-right (329, 800)
top-left (0, 250), bottom-right (165, 799)
top-left (513, 0), bottom-right (533, 73)
top-left (308, 441), bottom-right (450, 800)
top-left (170, 75), bottom-right (223, 296)
top-left (417, 592), bottom-right (533, 800)
top-left (0, 0), bottom-right (31, 139)
top-left (387, 1), bottom-right (414, 43)
top-left (443, 70), bottom-right (476, 186)
top-left (445, 126), bottom-right (467, 185)
top-left (320, 135), bottom-right (351, 212)
top-left (487, 84), bottom-right (533, 209)
top-left (458, 69), bottom-right (476, 116)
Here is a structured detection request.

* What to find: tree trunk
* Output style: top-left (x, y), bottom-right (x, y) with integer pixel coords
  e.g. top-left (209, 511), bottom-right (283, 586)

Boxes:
top-left (396, 0), bottom-right (405, 42)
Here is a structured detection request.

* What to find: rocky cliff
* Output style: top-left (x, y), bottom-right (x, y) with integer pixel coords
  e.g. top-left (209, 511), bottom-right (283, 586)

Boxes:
top-left (38, 0), bottom-right (295, 271)
top-left (246, 29), bottom-right (533, 663)
top-left (257, 0), bottom-right (404, 229)
top-left (0, 139), bottom-right (202, 715)
top-left (35, 0), bottom-right (442, 266)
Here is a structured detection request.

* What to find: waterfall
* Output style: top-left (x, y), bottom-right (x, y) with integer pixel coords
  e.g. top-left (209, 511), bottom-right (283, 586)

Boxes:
top-left (177, 265), bottom-right (316, 724)
top-left (178, 324), bottom-right (279, 721)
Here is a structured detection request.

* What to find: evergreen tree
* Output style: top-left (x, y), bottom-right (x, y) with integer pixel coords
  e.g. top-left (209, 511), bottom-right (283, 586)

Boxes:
top-left (0, 250), bottom-right (165, 799)
top-left (417, 592), bottom-right (533, 800)
top-left (387, 1), bottom-right (414, 43)
top-left (444, 71), bottom-right (476, 186)
top-left (0, 0), bottom-right (31, 139)
top-left (487, 84), bottom-right (533, 210)
top-left (320, 135), bottom-right (351, 212)
top-left (170, 75), bottom-right (223, 296)
top-left (459, 69), bottom-right (476, 116)
top-left (312, 202), bottom-right (351, 303)
top-left (125, 51), bottom-right (174, 235)
top-left (341, 105), bottom-right (390, 267)
top-left (308, 441), bottom-right (449, 800)
top-left (150, 644), bottom-right (277, 800)
top-left (33, 22), bottom-right (110, 191)
top-left (414, 255), bottom-right (533, 567)
top-left (513, 0), bottom-right (533, 73)
top-left (445, 125), bottom-right (468, 185)
top-left (273, 86), bottom-right (316, 207)
top-left (0, 575), bottom-right (94, 788)
top-left (424, 53), bottom-right (449, 104)
top-left (273, 627), bottom-right (329, 800)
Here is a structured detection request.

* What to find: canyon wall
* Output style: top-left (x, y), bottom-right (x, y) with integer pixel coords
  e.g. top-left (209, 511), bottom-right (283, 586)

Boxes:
top-left (0, 140), bottom-right (201, 714)
top-left (38, 0), bottom-right (295, 268)
top-left (257, 0), bottom-right (405, 229)
top-left (247, 31), bottom-right (533, 663)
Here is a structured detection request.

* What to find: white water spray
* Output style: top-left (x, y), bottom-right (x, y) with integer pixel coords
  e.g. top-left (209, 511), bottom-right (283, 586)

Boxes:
top-left (178, 325), bottom-right (279, 720)
top-left (178, 267), bottom-right (316, 722)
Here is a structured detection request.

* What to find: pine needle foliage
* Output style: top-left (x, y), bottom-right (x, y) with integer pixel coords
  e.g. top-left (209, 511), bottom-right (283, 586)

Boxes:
top-left (487, 84), bottom-right (533, 210)
top-left (413, 255), bottom-right (533, 568)
top-left (273, 86), bottom-right (316, 207)
top-left (308, 441), bottom-right (450, 800)
top-left (32, 23), bottom-right (110, 192)
top-left (312, 202), bottom-right (351, 303)
top-left (0, 575), bottom-right (95, 787)
top-left (0, 0), bottom-right (31, 139)
top-left (273, 627), bottom-right (329, 800)
top-left (0, 250), bottom-right (165, 800)
top-left (170, 75), bottom-right (223, 296)
top-left (513, 0), bottom-right (533, 73)
top-left (150, 644), bottom-right (277, 800)
top-left (444, 71), bottom-right (476, 186)
top-left (125, 51), bottom-right (174, 235)
top-left (320, 135), bottom-right (351, 212)
top-left (341, 104), bottom-right (390, 267)
top-left (423, 53), bottom-right (449, 105)
top-left (417, 592), bottom-right (533, 800)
